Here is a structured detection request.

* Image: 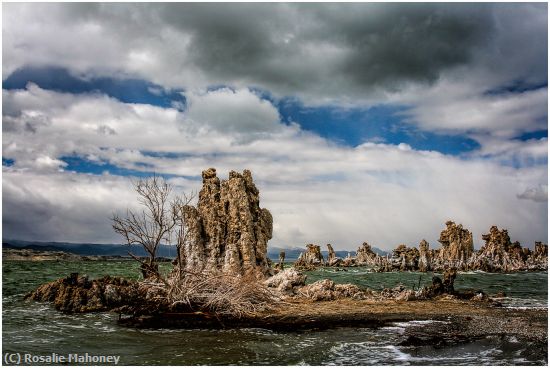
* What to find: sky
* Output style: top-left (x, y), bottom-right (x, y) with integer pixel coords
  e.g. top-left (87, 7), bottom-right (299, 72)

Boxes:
top-left (2, 3), bottom-right (548, 252)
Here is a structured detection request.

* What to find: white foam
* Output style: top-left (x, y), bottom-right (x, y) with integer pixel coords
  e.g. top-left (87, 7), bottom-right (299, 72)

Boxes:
top-left (392, 319), bottom-right (449, 327)
top-left (381, 326), bottom-right (406, 334)
top-left (385, 345), bottom-right (412, 361)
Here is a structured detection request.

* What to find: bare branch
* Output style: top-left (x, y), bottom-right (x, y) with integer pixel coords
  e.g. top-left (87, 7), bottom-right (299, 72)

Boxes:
top-left (112, 175), bottom-right (178, 280)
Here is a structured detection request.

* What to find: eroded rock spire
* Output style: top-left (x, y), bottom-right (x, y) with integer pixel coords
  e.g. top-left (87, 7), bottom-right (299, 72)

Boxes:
top-left (179, 168), bottom-right (273, 279)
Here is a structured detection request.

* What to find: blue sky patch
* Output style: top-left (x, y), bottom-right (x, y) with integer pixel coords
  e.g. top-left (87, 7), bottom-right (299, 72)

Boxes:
top-left (61, 155), bottom-right (150, 177)
top-left (60, 155), bottom-right (202, 181)
top-left (515, 130), bottom-right (548, 141)
top-left (2, 158), bottom-right (15, 167)
top-left (3, 66), bottom-right (186, 109)
top-left (275, 98), bottom-right (480, 155)
top-left (484, 80), bottom-right (548, 96)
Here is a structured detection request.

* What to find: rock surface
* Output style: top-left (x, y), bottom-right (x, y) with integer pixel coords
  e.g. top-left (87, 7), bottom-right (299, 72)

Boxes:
top-left (468, 226), bottom-right (521, 272)
top-left (297, 279), bottom-right (367, 301)
top-left (435, 221), bottom-right (474, 270)
top-left (294, 244), bottom-right (324, 269)
top-left (326, 244), bottom-right (342, 267)
top-left (314, 221), bottom-right (546, 273)
top-left (264, 268), bottom-right (307, 294)
top-left (529, 242), bottom-right (548, 269)
top-left (418, 239), bottom-right (431, 272)
top-left (355, 242), bottom-right (384, 267)
top-left (179, 168), bottom-right (273, 279)
top-left (26, 273), bottom-right (141, 313)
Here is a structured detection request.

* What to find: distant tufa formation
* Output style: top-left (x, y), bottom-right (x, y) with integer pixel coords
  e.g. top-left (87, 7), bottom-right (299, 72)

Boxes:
top-left (468, 226), bottom-right (548, 272)
top-left (436, 221), bottom-right (474, 269)
top-left (178, 168), bottom-right (273, 279)
top-left (356, 242), bottom-right (385, 267)
top-left (295, 244), bottom-right (324, 269)
top-left (292, 220), bottom-right (547, 272)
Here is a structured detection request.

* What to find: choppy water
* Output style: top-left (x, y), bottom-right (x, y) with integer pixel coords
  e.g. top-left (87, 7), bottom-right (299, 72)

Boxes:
top-left (2, 260), bottom-right (548, 365)
top-left (305, 266), bottom-right (548, 309)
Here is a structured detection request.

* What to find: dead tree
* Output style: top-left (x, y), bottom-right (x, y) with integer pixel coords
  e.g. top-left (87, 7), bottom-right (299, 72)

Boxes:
top-left (112, 176), bottom-right (175, 279)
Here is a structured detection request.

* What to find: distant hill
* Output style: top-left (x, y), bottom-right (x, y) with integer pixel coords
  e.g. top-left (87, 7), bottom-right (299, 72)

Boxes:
top-left (3, 240), bottom-right (389, 260)
top-left (2, 239), bottom-right (178, 258)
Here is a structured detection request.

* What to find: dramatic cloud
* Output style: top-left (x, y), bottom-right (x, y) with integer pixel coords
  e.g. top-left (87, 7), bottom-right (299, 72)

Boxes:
top-left (2, 87), bottom-right (547, 249)
top-left (2, 3), bottom-right (547, 251)
top-left (3, 3), bottom-right (546, 103)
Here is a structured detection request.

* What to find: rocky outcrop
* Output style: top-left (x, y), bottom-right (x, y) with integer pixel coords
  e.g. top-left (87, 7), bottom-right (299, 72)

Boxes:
top-left (264, 268), bottom-right (307, 294)
top-left (468, 226), bottom-right (533, 272)
top-left (326, 244), bottom-right (342, 267)
top-left (529, 242), bottom-right (548, 269)
top-left (380, 284), bottom-right (422, 301)
top-left (274, 251), bottom-right (286, 270)
top-left (394, 244), bottom-right (420, 271)
top-left (297, 279), bottom-right (367, 301)
top-left (418, 269), bottom-right (457, 298)
top-left (355, 242), bottom-right (384, 267)
top-left (294, 244), bottom-right (324, 269)
top-left (341, 253), bottom-right (356, 267)
top-left (313, 221), bottom-right (547, 273)
top-left (179, 168), bottom-right (273, 279)
top-left (435, 221), bottom-right (474, 270)
top-left (26, 273), bottom-right (141, 313)
top-left (376, 243), bottom-right (420, 272)
top-left (418, 240), bottom-right (431, 272)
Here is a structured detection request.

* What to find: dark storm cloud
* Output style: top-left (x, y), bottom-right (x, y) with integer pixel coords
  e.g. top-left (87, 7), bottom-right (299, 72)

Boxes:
top-left (4, 3), bottom-right (545, 101)
top-left (156, 3), bottom-right (496, 92)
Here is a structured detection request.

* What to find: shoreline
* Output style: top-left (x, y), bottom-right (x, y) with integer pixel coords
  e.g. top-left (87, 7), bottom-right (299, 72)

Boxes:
top-left (19, 264), bottom-right (548, 361)
top-left (118, 298), bottom-right (547, 336)
top-left (118, 297), bottom-right (548, 362)
top-left (117, 298), bottom-right (548, 356)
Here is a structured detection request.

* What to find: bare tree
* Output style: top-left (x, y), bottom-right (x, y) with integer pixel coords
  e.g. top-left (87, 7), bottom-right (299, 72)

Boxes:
top-left (112, 176), bottom-right (175, 279)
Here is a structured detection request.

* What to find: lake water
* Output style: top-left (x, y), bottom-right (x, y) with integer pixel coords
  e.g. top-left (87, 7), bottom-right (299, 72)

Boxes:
top-left (2, 260), bottom-right (547, 365)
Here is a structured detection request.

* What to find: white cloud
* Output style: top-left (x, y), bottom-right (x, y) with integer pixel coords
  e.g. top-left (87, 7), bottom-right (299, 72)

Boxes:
top-left (184, 88), bottom-right (281, 134)
top-left (517, 185), bottom-right (548, 203)
top-left (2, 87), bottom-right (547, 251)
top-left (393, 76), bottom-right (547, 140)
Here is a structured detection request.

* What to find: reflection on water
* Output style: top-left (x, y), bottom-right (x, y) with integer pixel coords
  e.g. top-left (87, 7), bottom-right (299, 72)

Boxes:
top-left (2, 260), bottom-right (547, 365)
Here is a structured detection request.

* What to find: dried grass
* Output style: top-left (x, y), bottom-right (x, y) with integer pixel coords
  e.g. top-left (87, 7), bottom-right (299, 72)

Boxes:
top-left (166, 272), bottom-right (279, 317)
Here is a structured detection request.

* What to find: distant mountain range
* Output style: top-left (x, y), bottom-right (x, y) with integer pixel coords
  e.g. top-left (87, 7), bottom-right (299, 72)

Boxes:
top-left (2, 239), bottom-right (389, 260)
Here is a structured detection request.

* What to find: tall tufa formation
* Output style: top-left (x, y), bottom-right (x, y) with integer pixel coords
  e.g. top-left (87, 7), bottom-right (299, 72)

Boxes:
top-left (326, 244), bottom-right (342, 267)
top-left (418, 239), bottom-right (431, 272)
top-left (436, 221), bottom-right (474, 270)
top-left (179, 168), bottom-right (273, 279)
